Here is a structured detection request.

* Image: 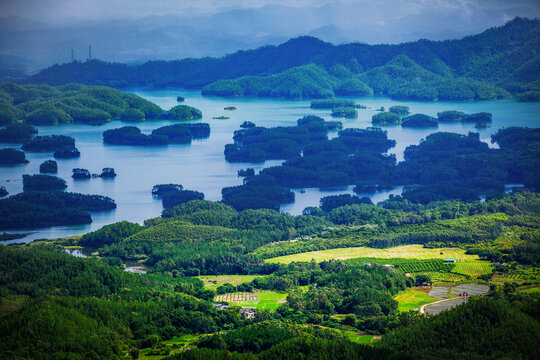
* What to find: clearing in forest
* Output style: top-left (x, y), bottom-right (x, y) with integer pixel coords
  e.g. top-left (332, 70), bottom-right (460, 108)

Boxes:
top-left (198, 275), bottom-right (259, 290)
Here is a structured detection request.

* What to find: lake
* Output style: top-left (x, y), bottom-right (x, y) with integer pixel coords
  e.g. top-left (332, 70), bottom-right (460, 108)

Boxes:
top-left (1, 89), bottom-right (539, 243)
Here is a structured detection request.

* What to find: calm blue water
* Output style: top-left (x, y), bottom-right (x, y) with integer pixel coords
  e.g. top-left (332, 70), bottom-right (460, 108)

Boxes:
top-left (1, 89), bottom-right (539, 243)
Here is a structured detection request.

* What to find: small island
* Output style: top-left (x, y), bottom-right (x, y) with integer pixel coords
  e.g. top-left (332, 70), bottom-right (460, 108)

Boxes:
top-left (389, 105), bottom-right (410, 115)
top-left (0, 148), bottom-right (29, 165)
top-left (23, 174), bottom-right (67, 191)
top-left (401, 114), bottom-right (438, 128)
top-left (22, 135), bottom-right (76, 152)
top-left (310, 99), bottom-right (355, 109)
top-left (39, 160), bottom-right (58, 174)
top-left (151, 183), bottom-right (205, 208)
top-left (72, 168), bottom-right (91, 179)
top-left (100, 168), bottom-right (117, 178)
top-left (176, 95), bottom-right (185, 102)
top-left (103, 126), bottom-right (169, 146)
top-left (0, 123), bottom-right (38, 143)
top-left (213, 116), bottom-right (230, 119)
top-left (437, 110), bottom-right (492, 124)
top-left (372, 111), bottom-right (401, 126)
top-left (54, 147), bottom-right (81, 159)
top-left (224, 106), bottom-right (238, 110)
top-left (165, 105), bottom-right (202, 121)
top-left (0, 191), bottom-right (116, 229)
top-left (331, 107), bottom-right (358, 118)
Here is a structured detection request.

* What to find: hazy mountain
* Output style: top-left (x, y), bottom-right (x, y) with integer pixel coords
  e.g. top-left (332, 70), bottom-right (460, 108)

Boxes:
top-left (28, 18), bottom-right (540, 103)
top-left (2, 2), bottom-right (539, 73)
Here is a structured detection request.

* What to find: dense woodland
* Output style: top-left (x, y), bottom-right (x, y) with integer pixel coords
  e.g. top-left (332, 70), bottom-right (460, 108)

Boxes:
top-left (1, 189), bottom-right (539, 359)
top-left (26, 18), bottom-right (540, 101)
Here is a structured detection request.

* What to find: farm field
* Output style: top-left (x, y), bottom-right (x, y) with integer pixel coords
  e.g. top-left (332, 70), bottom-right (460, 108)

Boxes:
top-left (197, 275), bottom-right (259, 290)
top-left (491, 266), bottom-right (540, 284)
top-left (265, 245), bottom-right (481, 264)
top-left (453, 261), bottom-right (493, 277)
top-left (415, 271), bottom-right (467, 282)
top-left (519, 286), bottom-right (540, 294)
top-left (394, 288), bottom-right (439, 312)
top-left (214, 290), bottom-right (287, 311)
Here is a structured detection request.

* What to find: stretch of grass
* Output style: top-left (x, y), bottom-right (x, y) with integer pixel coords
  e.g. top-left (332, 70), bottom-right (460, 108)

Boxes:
top-left (342, 331), bottom-right (379, 344)
top-left (314, 326), bottom-right (379, 345)
top-left (394, 289), bottom-right (439, 312)
top-left (265, 245), bottom-right (479, 264)
top-left (197, 275), bottom-right (259, 290)
top-left (139, 334), bottom-right (205, 359)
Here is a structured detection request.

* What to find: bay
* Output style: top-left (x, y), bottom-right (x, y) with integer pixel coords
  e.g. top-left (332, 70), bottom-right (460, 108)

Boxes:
top-left (1, 89), bottom-right (539, 243)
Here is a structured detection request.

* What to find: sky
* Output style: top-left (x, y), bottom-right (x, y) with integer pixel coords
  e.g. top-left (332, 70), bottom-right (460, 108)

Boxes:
top-left (2, 0), bottom-right (539, 23)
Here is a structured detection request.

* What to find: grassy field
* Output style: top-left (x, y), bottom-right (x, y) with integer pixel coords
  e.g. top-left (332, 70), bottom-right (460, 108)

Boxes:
top-left (342, 331), bottom-right (380, 344)
top-left (215, 290), bottom-right (287, 311)
top-left (265, 245), bottom-right (480, 264)
top-left (394, 288), bottom-right (439, 312)
top-left (197, 275), bottom-right (259, 290)
top-left (315, 326), bottom-right (380, 344)
top-left (139, 334), bottom-right (205, 359)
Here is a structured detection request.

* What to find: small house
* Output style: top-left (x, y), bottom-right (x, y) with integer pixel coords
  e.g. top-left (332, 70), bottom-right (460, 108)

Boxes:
top-left (240, 308), bottom-right (255, 319)
top-left (444, 258), bottom-right (455, 263)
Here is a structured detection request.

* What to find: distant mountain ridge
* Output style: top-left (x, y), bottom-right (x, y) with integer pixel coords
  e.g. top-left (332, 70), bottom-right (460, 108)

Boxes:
top-left (28, 17), bottom-right (540, 101)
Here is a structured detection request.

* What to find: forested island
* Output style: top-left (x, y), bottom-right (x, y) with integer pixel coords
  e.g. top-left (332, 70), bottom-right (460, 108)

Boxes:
top-left (0, 83), bottom-right (202, 126)
top-left (103, 123), bottom-right (210, 145)
top-left (25, 18), bottom-right (540, 101)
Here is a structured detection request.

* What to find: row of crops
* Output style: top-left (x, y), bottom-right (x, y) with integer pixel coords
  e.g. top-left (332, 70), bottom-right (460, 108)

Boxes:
top-left (347, 257), bottom-right (497, 281)
top-left (347, 258), bottom-right (455, 273)
top-left (453, 261), bottom-right (493, 277)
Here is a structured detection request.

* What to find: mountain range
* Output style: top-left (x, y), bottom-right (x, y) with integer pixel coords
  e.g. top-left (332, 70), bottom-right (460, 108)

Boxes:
top-left (27, 17), bottom-right (540, 101)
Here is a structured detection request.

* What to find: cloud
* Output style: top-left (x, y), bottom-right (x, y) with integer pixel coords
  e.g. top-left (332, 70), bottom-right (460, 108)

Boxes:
top-left (2, 0), bottom-right (539, 24)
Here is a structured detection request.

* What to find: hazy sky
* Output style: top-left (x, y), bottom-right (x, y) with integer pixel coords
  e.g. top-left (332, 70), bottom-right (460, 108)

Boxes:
top-left (2, 0), bottom-right (539, 23)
